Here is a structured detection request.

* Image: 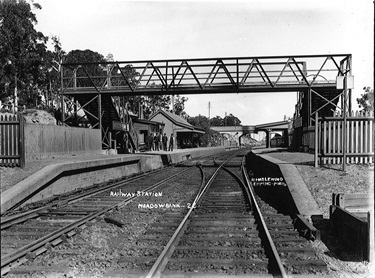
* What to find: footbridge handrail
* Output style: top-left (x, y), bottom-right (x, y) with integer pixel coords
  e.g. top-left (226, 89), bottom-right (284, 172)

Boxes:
top-left (61, 54), bottom-right (352, 96)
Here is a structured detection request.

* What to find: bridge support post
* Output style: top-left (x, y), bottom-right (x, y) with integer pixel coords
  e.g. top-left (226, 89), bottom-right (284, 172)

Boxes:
top-left (61, 96), bottom-right (65, 125)
top-left (266, 129), bottom-right (271, 148)
top-left (308, 88), bottom-right (312, 127)
top-left (98, 93), bottom-right (103, 148)
top-left (283, 130), bottom-right (289, 147)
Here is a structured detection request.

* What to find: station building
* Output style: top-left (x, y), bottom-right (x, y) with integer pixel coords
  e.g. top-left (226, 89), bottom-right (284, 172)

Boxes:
top-left (131, 116), bottom-right (164, 149)
top-left (148, 110), bottom-right (205, 149)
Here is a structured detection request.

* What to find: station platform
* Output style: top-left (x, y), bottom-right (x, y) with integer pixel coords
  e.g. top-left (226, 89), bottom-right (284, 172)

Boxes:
top-left (1, 146), bottom-right (322, 221)
top-left (1, 147), bottom-right (226, 215)
top-left (250, 147), bottom-right (322, 220)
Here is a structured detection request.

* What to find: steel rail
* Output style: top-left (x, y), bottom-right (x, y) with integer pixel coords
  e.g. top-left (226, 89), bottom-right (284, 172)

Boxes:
top-left (1, 151), bottom-right (218, 226)
top-left (222, 166), bottom-right (252, 211)
top-left (145, 153), bottom-right (237, 278)
top-left (241, 157), bottom-right (288, 278)
top-left (0, 165), bottom-right (197, 275)
top-left (1, 161), bottom-right (181, 228)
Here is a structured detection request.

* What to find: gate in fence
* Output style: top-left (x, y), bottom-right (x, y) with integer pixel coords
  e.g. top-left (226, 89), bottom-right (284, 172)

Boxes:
top-left (314, 111), bottom-right (374, 166)
top-left (0, 114), bottom-right (25, 168)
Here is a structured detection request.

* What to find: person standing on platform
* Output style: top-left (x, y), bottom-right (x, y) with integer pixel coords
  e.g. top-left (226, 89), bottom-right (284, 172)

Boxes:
top-left (159, 133), bottom-right (163, 151)
top-left (154, 133), bottom-right (159, 151)
top-left (162, 133), bottom-right (168, 151)
top-left (169, 134), bottom-right (174, 151)
top-left (147, 133), bottom-right (153, 151)
top-left (152, 133), bottom-right (156, 151)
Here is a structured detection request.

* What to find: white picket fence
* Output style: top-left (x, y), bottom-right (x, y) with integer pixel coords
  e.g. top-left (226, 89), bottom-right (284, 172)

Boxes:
top-left (315, 111), bottom-right (374, 165)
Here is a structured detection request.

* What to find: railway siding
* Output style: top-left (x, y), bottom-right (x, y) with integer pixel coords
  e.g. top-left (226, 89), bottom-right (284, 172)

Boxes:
top-left (1, 147), bottom-right (225, 215)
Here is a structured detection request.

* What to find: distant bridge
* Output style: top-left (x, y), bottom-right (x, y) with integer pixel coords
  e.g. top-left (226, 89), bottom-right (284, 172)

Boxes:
top-left (211, 120), bottom-right (290, 134)
top-left (211, 120), bottom-right (291, 147)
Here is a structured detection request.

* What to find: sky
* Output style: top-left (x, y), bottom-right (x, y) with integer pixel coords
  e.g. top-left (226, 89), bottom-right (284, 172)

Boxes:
top-left (33, 0), bottom-right (374, 126)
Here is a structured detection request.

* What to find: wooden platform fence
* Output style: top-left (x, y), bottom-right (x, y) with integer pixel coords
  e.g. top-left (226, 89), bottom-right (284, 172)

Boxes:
top-left (0, 114), bottom-right (25, 168)
top-left (315, 110), bottom-right (374, 165)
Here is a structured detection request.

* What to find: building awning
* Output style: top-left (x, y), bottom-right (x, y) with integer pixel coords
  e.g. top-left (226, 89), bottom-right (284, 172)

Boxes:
top-left (175, 128), bottom-right (205, 134)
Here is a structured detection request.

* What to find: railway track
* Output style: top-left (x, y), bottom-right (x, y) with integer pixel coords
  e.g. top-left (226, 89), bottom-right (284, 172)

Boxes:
top-left (1, 149), bottom-right (329, 277)
top-left (246, 173), bottom-right (330, 276)
top-left (1, 152), bottom-right (227, 276)
top-left (118, 149), bottom-right (329, 277)
top-left (133, 150), bottom-right (280, 277)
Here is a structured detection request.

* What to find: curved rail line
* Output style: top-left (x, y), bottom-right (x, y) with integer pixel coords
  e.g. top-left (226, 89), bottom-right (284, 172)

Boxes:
top-left (2, 149), bottom-right (328, 277)
top-left (143, 150), bottom-right (287, 277)
top-left (241, 156), bottom-right (287, 278)
top-left (1, 152), bottom-right (227, 276)
top-left (1, 152), bottom-right (217, 220)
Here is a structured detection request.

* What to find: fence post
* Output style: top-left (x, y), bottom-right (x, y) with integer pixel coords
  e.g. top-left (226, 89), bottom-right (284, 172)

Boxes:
top-left (342, 79), bottom-right (347, 171)
top-left (369, 211), bottom-right (374, 262)
top-left (314, 111), bottom-right (318, 167)
top-left (19, 114), bottom-right (25, 168)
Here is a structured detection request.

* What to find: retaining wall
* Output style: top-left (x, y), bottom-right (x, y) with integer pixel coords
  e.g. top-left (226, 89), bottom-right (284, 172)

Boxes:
top-left (246, 149), bottom-right (322, 219)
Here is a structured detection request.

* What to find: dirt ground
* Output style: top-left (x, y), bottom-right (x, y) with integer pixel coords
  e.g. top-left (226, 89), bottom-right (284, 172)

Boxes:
top-left (265, 152), bottom-right (373, 218)
top-left (266, 151), bottom-right (374, 278)
top-left (1, 150), bottom-right (374, 277)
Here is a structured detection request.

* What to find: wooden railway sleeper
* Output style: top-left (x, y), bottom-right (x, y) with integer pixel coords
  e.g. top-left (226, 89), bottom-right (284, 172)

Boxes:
top-left (1, 163), bottom-right (199, 276)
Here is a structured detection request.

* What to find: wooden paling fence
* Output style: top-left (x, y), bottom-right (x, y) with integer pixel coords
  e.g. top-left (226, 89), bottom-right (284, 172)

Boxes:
top-left (0, 114), bottom-right (25, 168)
top-left (315, 111), bottom-right (374, 165)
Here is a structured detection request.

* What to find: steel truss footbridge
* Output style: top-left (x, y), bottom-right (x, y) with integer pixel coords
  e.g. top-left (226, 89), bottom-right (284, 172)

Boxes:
top-left (60, 54), bottom-right (352, 150)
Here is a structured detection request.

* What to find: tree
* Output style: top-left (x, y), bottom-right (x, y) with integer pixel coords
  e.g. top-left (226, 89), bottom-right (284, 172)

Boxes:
top-left (356, 86), bottom-right (374, 113)
top-left (210, 115), bottom-right (224, 126)
top-left (172, 95), bottom-right (188, 116)
top-left (45, 36), bottom-right (65, 109)
top-left (0, 0), bottom-right (48, 108)
top-left (64, 49), bottom-right (106, 88)
top-left (140, 94), bottom-right (188, 119)
top-left (188, 114), bottom-right (220, 147)
top-left (223, 113), bottom-right (241, 126)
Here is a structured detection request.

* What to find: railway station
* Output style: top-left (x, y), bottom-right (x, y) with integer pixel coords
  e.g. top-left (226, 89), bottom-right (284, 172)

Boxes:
top-left (1, 1), bottom-right (374, 276)
top-left (1, 52), bottom-right (373, 277)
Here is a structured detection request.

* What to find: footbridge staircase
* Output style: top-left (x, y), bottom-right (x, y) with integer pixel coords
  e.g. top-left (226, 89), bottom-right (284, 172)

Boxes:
top-left (64, 93), bottom-right (138, 152)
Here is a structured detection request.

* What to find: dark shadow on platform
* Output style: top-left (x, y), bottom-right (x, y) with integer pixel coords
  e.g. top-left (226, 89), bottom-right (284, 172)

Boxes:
top-left (159, 154), bottom-right (172, 166)
top-left (313, 218), bottom-right (364, 262)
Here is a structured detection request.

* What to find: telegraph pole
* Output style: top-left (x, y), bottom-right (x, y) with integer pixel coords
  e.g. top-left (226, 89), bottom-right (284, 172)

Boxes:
top-left (14, 75), bottom-right (18, 113)
top-left (172, 95), bottom-right (175, 113)
top-left (209, 101), bottom-right (211, 119)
